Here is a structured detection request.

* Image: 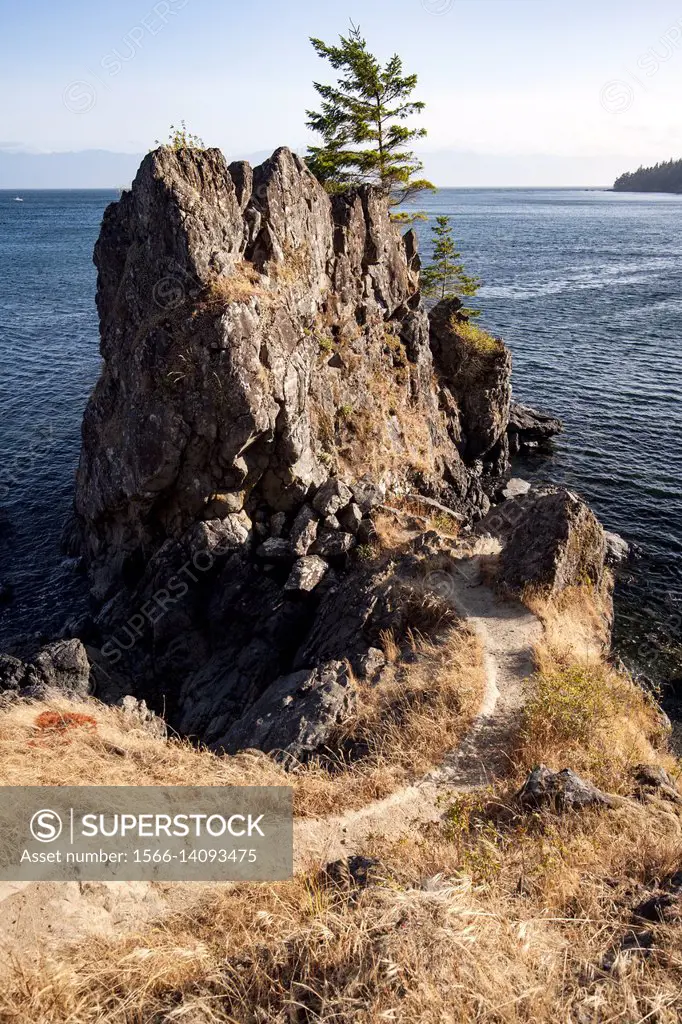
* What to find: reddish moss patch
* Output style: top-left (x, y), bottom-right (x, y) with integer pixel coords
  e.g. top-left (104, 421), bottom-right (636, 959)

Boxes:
top-left (29, 710), bottom-right (98, 745)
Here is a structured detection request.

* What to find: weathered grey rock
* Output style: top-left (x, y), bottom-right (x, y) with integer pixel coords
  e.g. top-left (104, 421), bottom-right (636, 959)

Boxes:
top-left (284, 555), bottom-right (328, 593)
top-left (185, 513), bottom-right (251, 558)
top-left (289, 504), bottom-right (319, 556)
top-left (323, 513), bottom-right (341, 531)
top-left (350, 479), bottom-right (385, 514)
top-left (605, 530), bottom-right (630, 565)
top-left (255, 537), bottom-right (295, 562)
top-left (357, 646), bottom-right (386, 680)
top-left (338, 502), bottom-right (363, 534)
top-left (61, 143), bottom-right (522, 752)
top-left (203, 490), bottom-right (246, 517)
top-left (311, 530), bottom-right (356, 559)
top-left (312, 479), bottom-right (353, 517)
top-left (117, 695), bottom-right (167, 737)
top-left (497, 488), bottom-right (608, 597)
top-left (293, 561), bottom-right (404, 676)
top-left (27, 639), bottom-right (91, 697)
top-left (507, 402), bottom-right (563, 454)
top-left (72, 145), bottom-right (471, 602)
top-left (215, 660), bottom-right (355, 759)
top-left (501, 477), bottom-right (531, 500)
top-left (269, 511), bottom-right (287, 538)
top-left (0, 654), bottom-right (26, 691)
top-left (632, 763), bottom-right (682, 804)
top-left (517, 765), bottom-right (616, 812)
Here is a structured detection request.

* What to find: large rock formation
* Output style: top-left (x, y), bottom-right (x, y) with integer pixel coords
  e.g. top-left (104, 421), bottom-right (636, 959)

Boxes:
top-left (58, 144), bottom-right (515, 751)
top-left (70, 146), bottom-right (494, 600)
top-left (429, 298), bottom-right (512, 471)
top-left (495, 487), bottom-right (608, 597)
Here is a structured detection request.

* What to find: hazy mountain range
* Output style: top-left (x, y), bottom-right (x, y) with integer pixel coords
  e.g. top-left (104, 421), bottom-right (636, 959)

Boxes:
top-left (0, 147), bottom-right (627, 190)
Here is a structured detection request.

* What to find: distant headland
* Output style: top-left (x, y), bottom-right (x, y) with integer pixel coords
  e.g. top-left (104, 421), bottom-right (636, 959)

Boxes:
top-left (613, 158), bottom-right (682, 194)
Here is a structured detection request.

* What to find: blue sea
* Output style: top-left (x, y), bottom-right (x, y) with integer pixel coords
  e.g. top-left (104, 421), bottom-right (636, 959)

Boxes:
top-left (1, 186), bottom-right (681, 682)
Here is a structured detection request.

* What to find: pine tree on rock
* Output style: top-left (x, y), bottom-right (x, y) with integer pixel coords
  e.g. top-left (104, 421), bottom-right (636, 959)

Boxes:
top-left (421, 216), bottom-right (482, 317)
top-left (305, 23), bottom-right (434, 210)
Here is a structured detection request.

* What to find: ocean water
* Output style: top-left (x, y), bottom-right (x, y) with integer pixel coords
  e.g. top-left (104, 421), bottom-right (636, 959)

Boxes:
top-left (1, 186), bottom-right (681, 683)
top-left (0, 190), bottom-right (116, 647)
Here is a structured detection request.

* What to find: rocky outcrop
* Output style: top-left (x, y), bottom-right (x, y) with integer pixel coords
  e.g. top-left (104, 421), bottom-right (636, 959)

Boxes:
top-left (216, 660), bottom-right (355, 758)
top-left (517, 765), bottom-right (616, 812)
top-left (69, 145), bottom-right (490, 602)
top-left (507, 402), bottom-right (563, 454)
top-left (0, 639), bottom-right (91, 697)
top-left (55, 144), bottom-right (521, 750)
top-left (429, 298), bottom-right (512, 484)
top-left (495, 487), bottom-right (608, 597)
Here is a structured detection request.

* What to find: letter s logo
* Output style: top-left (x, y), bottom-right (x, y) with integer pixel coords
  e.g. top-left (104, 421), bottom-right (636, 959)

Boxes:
top-left (30, 809), bottom-right (63, 843)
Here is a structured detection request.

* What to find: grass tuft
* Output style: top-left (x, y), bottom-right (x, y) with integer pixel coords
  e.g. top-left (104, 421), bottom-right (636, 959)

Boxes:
top-left (452, 316), bottom-right (504, 355)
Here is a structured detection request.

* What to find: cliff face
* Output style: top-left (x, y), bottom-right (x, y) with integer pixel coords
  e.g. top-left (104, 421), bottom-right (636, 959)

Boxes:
top-left (73, 145), bottom-right (499, 598)
top-left (65, 145), bottom-right (514, 747)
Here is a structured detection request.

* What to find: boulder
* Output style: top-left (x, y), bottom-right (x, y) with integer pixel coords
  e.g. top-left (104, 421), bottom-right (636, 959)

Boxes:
top-left (604, 530), bottom-right (630, 565)
top-left (255, 537), bottom-right (295, 562)
top-left (497, 488), bottom-right (608, 596)
top-left (632, 763), bottom-right (682, 804)
top-left (284, 555), bottom-right (328, 593)
top-left (357, 646), bottom-right (386, 680)
top-left (289, 504), bottom-right (319, 556)
top-left (185, 513), bottom-right (251, 558)
top-left (215, 660), bottom-right (355, 759)
top-left (269, 511), bottom-right (287, 538)
top-left (350, 479), bottom-right (385, 514)
top-left (117, 695), bottom-right (167, 737)
top-left (501, 477), bottom-right (531, 500)
top-left (312, 479), bottom-right (353, 517)
top-left (338, 502), bottom-right (363, 535)
top-left (311, 530), bottom-right (356, 559)
top-left (516, 765), bottom-right (616, 812)
top-left (507, 402), bottom-right (563, 454)
top-left (27, 639), bottom-right (91, 697)
top-left (0, 654), bottom-right (26, 691)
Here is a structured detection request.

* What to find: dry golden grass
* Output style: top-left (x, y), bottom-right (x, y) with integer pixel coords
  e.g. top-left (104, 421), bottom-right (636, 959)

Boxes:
top-left (514, 581), bottom-right (676, 793)
top-left (3, 773), bottom-right (681, 1023)
top-left (523, 579), bottom-right (614, 661)
top-left (202, 262), bottom-right (266, 307)
top-left (0, 698), bottom-right (286, 789)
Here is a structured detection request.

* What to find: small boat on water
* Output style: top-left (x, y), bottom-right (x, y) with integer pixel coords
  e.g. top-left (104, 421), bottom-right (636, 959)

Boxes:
top-left (13, 197), bottom-right (23, 202)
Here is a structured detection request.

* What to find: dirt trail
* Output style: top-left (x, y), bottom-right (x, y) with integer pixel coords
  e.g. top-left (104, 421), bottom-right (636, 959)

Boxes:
top-left (295, 551), bottom-right (541, 868)
top-left (0, 551), bottom-right (541, 950)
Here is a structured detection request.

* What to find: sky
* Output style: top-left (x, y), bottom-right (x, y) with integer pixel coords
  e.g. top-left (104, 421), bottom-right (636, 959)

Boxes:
top-left (1, 0), bottom-right (682, 186)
